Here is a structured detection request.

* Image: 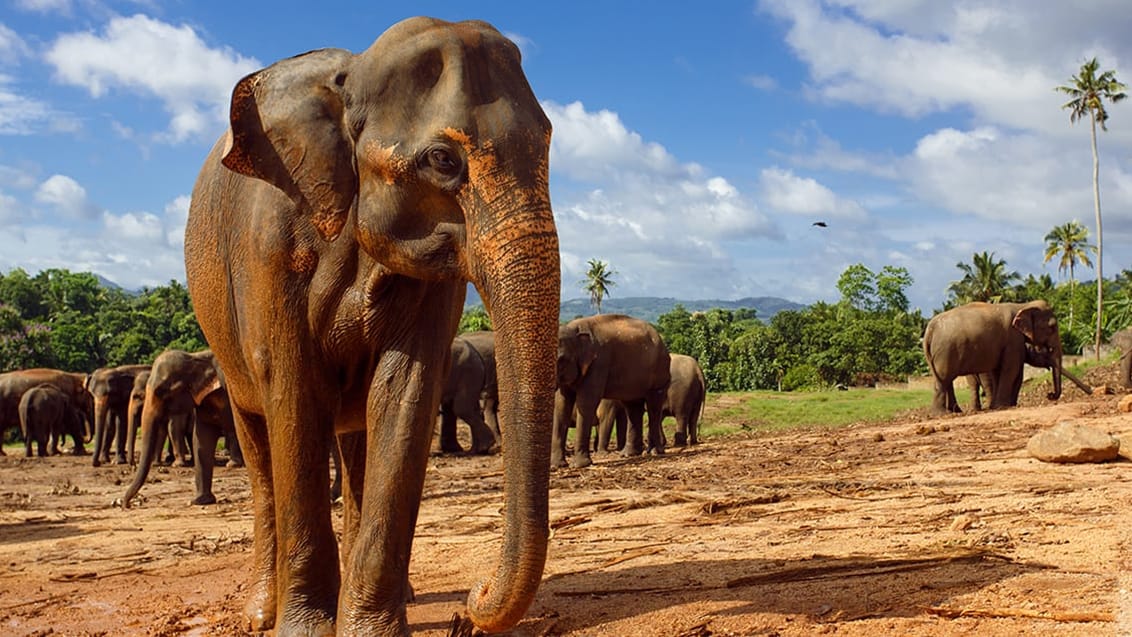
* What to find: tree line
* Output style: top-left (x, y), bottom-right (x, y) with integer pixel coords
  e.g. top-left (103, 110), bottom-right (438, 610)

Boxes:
top-left (0, 268), bottom-right (207, 373)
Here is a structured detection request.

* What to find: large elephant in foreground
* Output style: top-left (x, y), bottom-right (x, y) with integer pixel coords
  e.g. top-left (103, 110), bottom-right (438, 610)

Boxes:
top-left (0, 368), bottom-right (91, 455)
top-left (122, 350), bottom-right (240, 507)
top-left (88, 364), bottom-right (151, 466)
top-left (554, 314), bottom-right (671, 468)
top-left (924, 300), bottom-right (1062, 415)
top-left (183, 17), bottom-right (560, 635)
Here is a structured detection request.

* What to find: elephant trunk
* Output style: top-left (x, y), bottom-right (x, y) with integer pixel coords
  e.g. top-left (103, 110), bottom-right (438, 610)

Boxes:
top-left (126, 396), bottom-right (143, 466)
top-left (1048, 340), bottom-right (1063, 401)
top-left (122, 386), bottom-right (163, 508)
top-left (463, 189), bottom-right (560, 631)
top-left (90, 394), bottom-right (109, 467)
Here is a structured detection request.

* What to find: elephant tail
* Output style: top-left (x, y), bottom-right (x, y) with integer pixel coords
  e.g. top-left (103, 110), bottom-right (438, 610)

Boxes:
top-left (922, 322), bottom-right (941, 381)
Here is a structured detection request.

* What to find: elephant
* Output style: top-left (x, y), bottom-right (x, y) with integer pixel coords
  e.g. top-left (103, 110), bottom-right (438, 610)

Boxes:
top-left (967, 343), bottom-right (1058, 411)
top-left (554, 314), bottom-right (671, 468)
top-left (438, 331), bottom-right (500, 454)
top-left (923, 300), bottom-right (1062, 416)
top-left (595, 353), bottom-right (707, 451)
top-left (88, 364), bottom-right (151, 466)
top-left (1112, 327), bottom-right (1132, 389)
top-left (182, 17), bottom-right (560, 635)
top-left (0, 368), bottom-right (92, 455)
top-left (18, 383), bottom-right (84, 457)
top-left (122, 349), bottom-right (242, 507)
top-left (125, 369), bottom-right (195, 467)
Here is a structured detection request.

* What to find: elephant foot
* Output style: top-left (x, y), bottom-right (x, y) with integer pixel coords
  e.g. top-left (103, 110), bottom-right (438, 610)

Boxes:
top-left (277, 617), bottom-right (336, 637)
top-left (570, 453), bottom-right (593, 469)
top-left (114, 455), bottom-right (128, 465)
top-left (243, 578), bottom-right (277, 632)
top-left (191, 493), bottom-right (217, 506)
top-left (674, 432), bottom-right (688, 446)
top-left (647, 446), bottom-right (666, 456)
top-left (620, 445), bottom-right (644, 458)
top-left (226, 458), bottom-right (244, 468)
top-left (550, 453), bottom-right (567, 469)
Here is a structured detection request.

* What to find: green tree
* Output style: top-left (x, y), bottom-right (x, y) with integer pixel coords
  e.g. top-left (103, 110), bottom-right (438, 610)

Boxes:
top-left (948, 251), bottom-right (1020, 305)
top-left (458, 306), bottom-right (492, 333)
top-left (1057, 57), bottom-right (1127, 359)
top-left (875, 266), bottom-right (913, 314)
top-left (1043, 220), bottom-right (1095, 331)
top-left (581, 259), bottom-right (616, 314)
top-left (836, 264), bottom-right (877, 311)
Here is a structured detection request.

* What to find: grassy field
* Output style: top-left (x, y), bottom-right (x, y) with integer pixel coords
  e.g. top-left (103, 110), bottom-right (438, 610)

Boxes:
top-left (700, 385), bottom-right (935, 439)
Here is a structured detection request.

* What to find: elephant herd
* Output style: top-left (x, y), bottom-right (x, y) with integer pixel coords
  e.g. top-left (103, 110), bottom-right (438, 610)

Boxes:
top-left (442, 317), bottom-right (708, 470)
top-left (0, 349), bottom-right (243, 507)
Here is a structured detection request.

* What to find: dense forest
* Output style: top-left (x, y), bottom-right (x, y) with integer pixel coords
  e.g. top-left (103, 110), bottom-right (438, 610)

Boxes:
top-left (2, 258), bottom-right (1131, 392)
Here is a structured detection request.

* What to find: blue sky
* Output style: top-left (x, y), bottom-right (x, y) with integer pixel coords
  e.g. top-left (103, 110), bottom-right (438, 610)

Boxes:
top-left (2, 1), bottom-right (1132, 314)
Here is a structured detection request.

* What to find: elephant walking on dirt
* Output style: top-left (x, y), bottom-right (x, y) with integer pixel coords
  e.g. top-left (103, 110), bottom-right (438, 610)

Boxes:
top-left (554, 314), bottom-right (671, 468)
top-left (88, 364), bottom-right (151, 467)
top-left (19, 384), bottom-right (85, 457)
top-left (595, 353), bottom-right (707, 451)
top-left (924, 300), bottom-right (1062, 416)
top-left (122, 350), bottom-right (242, 507)
top-left (0, 368), bottom-right (92, 456)
top-left (183, 18), bottom-right (560, 635)
top-left (439, 332), bottom-right (500, 454)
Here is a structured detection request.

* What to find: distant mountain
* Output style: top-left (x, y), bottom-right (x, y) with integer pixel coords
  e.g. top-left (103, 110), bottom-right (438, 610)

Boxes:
top-left (556, 296), bottom-right (806, 323)
top-left (464, 287), bottom-right (806, 323)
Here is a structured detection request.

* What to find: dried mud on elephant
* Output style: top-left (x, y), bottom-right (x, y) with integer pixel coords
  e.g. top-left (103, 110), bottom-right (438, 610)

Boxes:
top-left (1, 363), bottom-right (1131, 636)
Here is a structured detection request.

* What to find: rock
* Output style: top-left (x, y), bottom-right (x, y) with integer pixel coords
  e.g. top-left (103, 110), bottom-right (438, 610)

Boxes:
top-left (1092, 384), bottom-right (1112, 396)
top-left (1027, 421), bottom-right (1120, 463)
top-left (949, 513), bottom-right (978, 532)
top-left (1118, 395), bottom-right (1132, 413)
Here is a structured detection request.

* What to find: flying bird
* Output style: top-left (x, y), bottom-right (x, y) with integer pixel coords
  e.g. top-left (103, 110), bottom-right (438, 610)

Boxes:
top-left (812, 221), bottom-right (828, 228)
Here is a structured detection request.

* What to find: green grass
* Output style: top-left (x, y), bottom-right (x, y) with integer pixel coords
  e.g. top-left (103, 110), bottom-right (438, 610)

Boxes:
top-left (700, 386), bottom-right (935, 439)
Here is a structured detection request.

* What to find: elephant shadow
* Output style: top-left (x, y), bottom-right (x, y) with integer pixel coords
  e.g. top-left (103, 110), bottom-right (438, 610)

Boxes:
top-left (0, 519), bottom-right (86, 544)
top-left (512, 551), bottom-right (1051, 633)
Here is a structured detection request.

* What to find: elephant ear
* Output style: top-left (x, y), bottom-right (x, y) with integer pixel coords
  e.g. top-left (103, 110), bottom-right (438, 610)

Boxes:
top-left (1012, 305), bottom-right (1056, 344)
top-left (577, 327), bottom-right (599, 378)
top-left (222, 48), bottom-right (357, 241)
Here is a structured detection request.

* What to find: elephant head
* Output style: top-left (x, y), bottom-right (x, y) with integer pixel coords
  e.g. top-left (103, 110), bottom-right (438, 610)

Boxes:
top-left (202, 17), bottom-right (560, 633)
top-left (122, 351), bottom-right (223, 508)
top-left (557, 322), bottom-right (599, 389)
top-left (1012, 301), bottom-right (1062, 401)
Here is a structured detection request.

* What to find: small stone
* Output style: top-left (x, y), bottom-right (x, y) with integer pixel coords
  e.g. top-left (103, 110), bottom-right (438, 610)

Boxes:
top-left (872, 433), bottom-right (885, 442)
top-left (1118, 395), bottom-right (1132, 413)
top-left (1027, 421), bottom-right (1121, 463)
top-left (950, 514), bottom-right (977, 532)
top-left (1093, 384), bottom-right (1112, 396)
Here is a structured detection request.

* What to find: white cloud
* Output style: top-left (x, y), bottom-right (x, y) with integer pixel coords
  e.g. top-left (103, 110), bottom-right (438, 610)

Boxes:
top-left (34, 174), bottom-right (98, 219)
top-left (15, 0), bottom-right (71, 13)
top-left (543, 100), bottom-right (780, 299)
top-left (758, 0), bottom-right (1131, 135)
top-left (163, 194), bottom-right (189, 247)
top-left (744, 74), bottom-right (778, 91)
top-left (103, 210), bottom-right (163, 241)
top-left (0, 75), bottom-right (79, 135)
top-left (0, 23), bottom-right (30, 65)
top-left (46, 14), bottom-right (260, 142)
top-left (759, 167), bottom-right (868, 220)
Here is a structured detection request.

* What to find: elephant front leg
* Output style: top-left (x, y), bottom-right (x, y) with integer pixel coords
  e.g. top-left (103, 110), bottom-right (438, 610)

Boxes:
top-left (644, 390), bottom-right (667, 456)
top-left (231, 408), bottom-right (281, 633)
top-left (339, 352), bottom-right (444, 632)
top-left (113, 412), bottom-right (129, 464)
top-left (571, 397), bottom-right (599, 469)
top-left (438, 407), bottom-right (463, 453)
top-left (550, 391), bottom-right (573, 468)
top-left (191, 421), bottom-right (221, 505)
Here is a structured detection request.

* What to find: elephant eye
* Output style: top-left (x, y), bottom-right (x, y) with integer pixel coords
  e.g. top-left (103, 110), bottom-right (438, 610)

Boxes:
top-left (422, 146), bottom-right (463, 179)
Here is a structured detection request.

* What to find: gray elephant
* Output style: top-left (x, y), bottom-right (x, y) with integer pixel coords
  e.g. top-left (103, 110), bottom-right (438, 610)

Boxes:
top-left (18, 383), bottom-right (84, 457)
top-left (439, 331), bottom-right (500, 454)
top-left (122, 350), bottom-right (242, 507)
top-left (554, 314), bottom-right (671, 468)
top-left (125, 369), bottom-right (197, 467)
top-left (0, 368), bottom-right (92, 455)
top-left (88, 364), bottom-right (151, 467)
top-left (595, 353), bottom-right (707, 450)
top-left (924, 300), bottom-right (1062, 415)
top-left (967, 342), bottom-right (1059, 411)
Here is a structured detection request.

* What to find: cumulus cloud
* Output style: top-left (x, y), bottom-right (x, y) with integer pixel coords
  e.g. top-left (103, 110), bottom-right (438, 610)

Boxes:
top-left (757, 0), bottom-right (1130, 135)
top-left (34, 174), bottom-right (98, 219)
top-left (0, 75), bottom-right (77, 135)
top-left (0, 23), bottom-right (30, 64)
top-left (759, 167), bottom-right (868, 220)
top-left (103, 210), bottom-right (163, 242)
top-left (543, 100), bottom-right (779, 299)
top-left (46, 14), bottom-right (260, 142)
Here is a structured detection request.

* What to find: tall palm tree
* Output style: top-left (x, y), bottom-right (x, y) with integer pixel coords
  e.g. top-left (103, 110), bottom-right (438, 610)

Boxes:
top-left (1043, 220), bottom-right (1095, 331)
top-left (1057, 57), bottom-right (1126, 359)
top-left (581, 259), bottom-right (616, 314)
top-left (948, 251), bottom-right (1021, 305)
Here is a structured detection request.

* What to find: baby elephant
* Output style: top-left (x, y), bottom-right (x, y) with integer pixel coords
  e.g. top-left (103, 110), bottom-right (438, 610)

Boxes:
top-left (595, 353), bottom-right (707, 451)
top-left (19, 383), bottom-right (84, 457)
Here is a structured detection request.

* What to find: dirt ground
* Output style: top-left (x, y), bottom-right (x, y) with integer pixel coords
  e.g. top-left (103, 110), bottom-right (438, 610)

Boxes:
top-left (3, 366), bottom-right (1132, 636)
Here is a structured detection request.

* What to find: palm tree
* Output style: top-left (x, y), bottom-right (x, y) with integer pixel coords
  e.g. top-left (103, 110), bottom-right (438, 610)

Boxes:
top-left (1043, 220), bottom-right (1095, 331)
top-left (1057, 57), bottom-right (1127, 359)
top-left (948, 251), bottom-right (1021, 305)
top-left (581, 259), bottom-right (616, 314)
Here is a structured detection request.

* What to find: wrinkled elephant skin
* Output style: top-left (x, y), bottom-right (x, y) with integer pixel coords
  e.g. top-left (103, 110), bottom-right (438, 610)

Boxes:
top-left (184, 17), bottom-right (560, 636)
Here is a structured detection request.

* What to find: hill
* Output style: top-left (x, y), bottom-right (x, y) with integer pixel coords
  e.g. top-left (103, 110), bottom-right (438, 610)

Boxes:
top-left (463, 289), bottom-right (806, 323)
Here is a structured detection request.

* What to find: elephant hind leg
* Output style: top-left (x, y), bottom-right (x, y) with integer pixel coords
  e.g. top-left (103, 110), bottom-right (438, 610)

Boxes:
top-left (231, 408), bottom-right (279, 632)
top-left (644, 390), bottom-right (667, 455)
